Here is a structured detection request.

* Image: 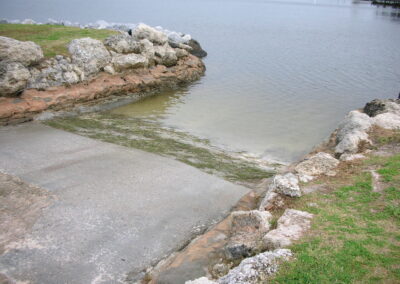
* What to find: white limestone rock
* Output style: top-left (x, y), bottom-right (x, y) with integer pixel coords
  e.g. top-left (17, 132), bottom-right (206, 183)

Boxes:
top-left (0, 36), bottom-right (43, 66)
top-left (218, 249), bottom-right (293, 284)
top-left (104, 34), bottom-right (142, 54)
top-left (68, 38), bottom-right (111, 76)
top-left (295, 152), bottom-right (339, 177)
top-left (111, 53), bottom-right (148, 71)
top-left (185, 277), bottom-right (217, 284)
top-left (154, 44), bottom-right (178, 67)
top-left (263, 209), bottom-right (313, 250)
top-left (259, 191), bottom-right (285, 211)
top-left (270, 173), bottom-right (301, 197)
top-left (0, 61), bottom-right (31, 96)
top-left (339, 153), bottom-right (366, 161)
top-left (373, 112), bottom-right (400, 130)
top-left (133, 23), bottom-right (168, 45)
top-left (335, 110), bottom-right (372, 155)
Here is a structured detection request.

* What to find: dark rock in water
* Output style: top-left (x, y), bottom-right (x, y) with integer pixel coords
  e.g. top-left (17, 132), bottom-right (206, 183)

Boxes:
top-left (364, 99), bottom-right (400, 117)
top-left (188, 39), bottom-right (207, 58)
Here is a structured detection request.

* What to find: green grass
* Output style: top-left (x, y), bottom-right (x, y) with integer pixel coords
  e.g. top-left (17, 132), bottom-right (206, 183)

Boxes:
top-left (271, 153), bottom-right (400, 283)
top-left (45, 113), bottom-right (275, 185)
top-left (0, 24), bottom-right (117, 57)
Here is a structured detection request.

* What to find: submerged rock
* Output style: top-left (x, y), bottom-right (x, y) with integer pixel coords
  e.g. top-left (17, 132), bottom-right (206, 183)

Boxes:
top-left (263, 209), bottom-right (313, 250)
top-left (68, 38), bottom-right (111, 76)
top-left (225, 210), bottom-right (272, 259)
top-left (0, 61), bottom-right (31, 96)
top-left (218, 249), bottom-right (292, 284)
top-left (335, 110), bottom-right (372, 155)
top-left (0, 36), bottom-right (43, 66)
top-left (295, 152), bottom-right (339, 177)
top-left (270, 173), bottom-right (301, 197)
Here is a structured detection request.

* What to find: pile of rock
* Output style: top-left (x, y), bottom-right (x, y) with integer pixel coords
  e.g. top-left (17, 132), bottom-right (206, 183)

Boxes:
top-left (0, 23), bottom-right (206, 97)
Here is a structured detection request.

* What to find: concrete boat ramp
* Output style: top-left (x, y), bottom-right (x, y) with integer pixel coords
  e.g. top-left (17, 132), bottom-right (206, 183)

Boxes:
top-left (0, 123), bottom-right (248, 284)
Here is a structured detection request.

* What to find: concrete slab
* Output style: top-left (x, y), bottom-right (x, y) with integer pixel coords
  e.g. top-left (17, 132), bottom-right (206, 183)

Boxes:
top-left (0, 123), bottom-right (249, 284)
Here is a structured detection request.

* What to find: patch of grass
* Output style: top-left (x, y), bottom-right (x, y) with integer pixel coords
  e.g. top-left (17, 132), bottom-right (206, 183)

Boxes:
top-left (45, 113), bottom-right (275, 185)
top-left (271, 154), bottom-right (400, 283)
top-left (0, 24), bottom-right (117, 57)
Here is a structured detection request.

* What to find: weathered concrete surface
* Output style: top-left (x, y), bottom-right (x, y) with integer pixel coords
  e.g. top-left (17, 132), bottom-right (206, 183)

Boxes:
top-left (0, 123), bottom-right (249, 284)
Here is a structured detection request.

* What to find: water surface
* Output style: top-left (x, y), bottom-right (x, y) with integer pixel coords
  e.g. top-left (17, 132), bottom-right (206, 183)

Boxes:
top-left (1, 0), bottom-right (399, 163)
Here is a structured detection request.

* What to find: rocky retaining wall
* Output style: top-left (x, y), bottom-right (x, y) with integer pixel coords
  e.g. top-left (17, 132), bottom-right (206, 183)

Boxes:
top-left (0, 23), bottom-right (206, 125)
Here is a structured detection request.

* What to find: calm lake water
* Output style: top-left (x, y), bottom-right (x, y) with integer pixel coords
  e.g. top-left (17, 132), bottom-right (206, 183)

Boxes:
top-left (1, 0), bottom-right (399, 163)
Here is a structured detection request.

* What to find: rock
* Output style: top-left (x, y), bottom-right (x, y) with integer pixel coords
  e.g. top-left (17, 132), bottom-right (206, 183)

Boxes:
top-left (297, 173), bottom-right (314, 183)
top-left (154, 44), bottom-right (178, 67)
top-left (27, 57), bottom-right (83, 89)
top-left (225, 210), bottom-right (272, 260)
top-left (21, 19), bottom-right (36, 25)
top-left (373, 112), bottom-right (400, 130)
top-left (339, 153), bottom-right (366, 161)
top-left (259, 191), bottom-right (285, 211)
top-left (218, 249), bottom-right (292, 284)
top-left (335, 110), bottom-right (372, 155)
top-left (295, 152), bottom-right (339, 177)
top-left (68, 38), bottom-right (111, 76)
top-left (175, 48), bottom-right (189, 59)
top-left (104, 34), bottom-right (142, 54)
top-left (133, 23), bottom-right (168, 45)
top-left (103, 65), bottom-right (115, 75)
top-left (212, 263), bottom-right (230, 278)
top-left (111, 54), bottom-right (148, 72)
top-left (270, 173), bottom-right (301, 197)
top-left (187, 39), bottom-right (207, 58)
top-left (0, 36), bottom-right (43, 66)
top-left (364, 99), bottom-right (400, 117)
top-left (139, 39), bottom-right (156, 65)
top-left (185, 277), bottom-right (218, 284)
top-left (263, 209), bottom-right (313, 250)
top-left (0, 62), bottom-right (31, 96)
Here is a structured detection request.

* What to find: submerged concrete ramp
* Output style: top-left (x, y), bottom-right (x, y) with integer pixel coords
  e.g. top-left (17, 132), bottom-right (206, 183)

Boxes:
top-left (0, 123), bottom-right (249, 284)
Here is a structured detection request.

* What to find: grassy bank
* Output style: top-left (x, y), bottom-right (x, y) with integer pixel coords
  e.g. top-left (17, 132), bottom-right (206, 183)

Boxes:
top-left (270, 132), bottom-right (400, 283)
top-left (0, 24), bottom-right (117, 57)
top-left (46, 113), bottom-right (276, 185)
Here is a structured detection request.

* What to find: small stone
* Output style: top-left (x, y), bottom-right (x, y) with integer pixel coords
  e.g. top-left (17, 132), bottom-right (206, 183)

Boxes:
top-left (270, 173), bottom-right (301, 197)
top-left (103, 65), bottom-right (115, 75)
top-left (259, 191), bottom-right (285, 211)
top-left (185, 277), bottom-right (217, 284)
top-left (339, 153), bottom-right (366, 161)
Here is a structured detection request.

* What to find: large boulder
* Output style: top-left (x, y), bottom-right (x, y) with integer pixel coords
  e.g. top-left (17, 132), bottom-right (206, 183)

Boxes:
top-left (0, 36), bottom-right (43, 66)
top-left (154, 44), bottom-right (178, 67)
top-left (263, 209), bottom-right (313, 250)
top-left (0, 61), bottom-right (31, 96)
top-left (295, 152), bottom-right (339, 177)
top-left (218, 249), bottom-right (292, 284)
top-left (111, 54), bottom-right (148, 72)
top-left (68, 38), bottom-right (111, 76)
top-left (104, 34), bottom-right (142, 54)
top-left (270, 173), bottom-right (301, 197)
top-left (225, 210), bottom-right (272, 260)
top-left (133, 23), bottom-right (168, 45)
top-left (187, 39), bottom-right (207, 58)
top-left (335, 110), bottom-right (372, 155)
